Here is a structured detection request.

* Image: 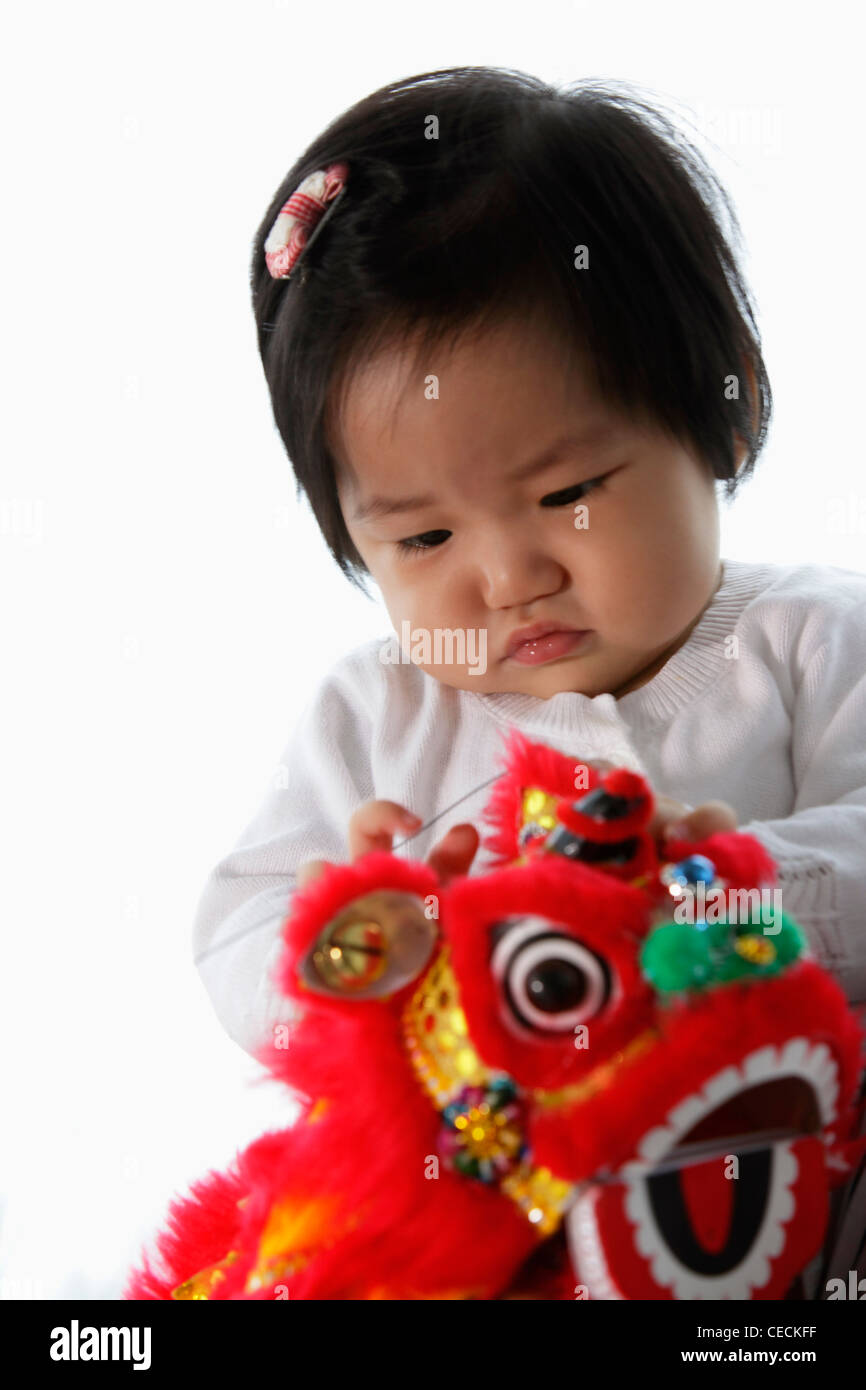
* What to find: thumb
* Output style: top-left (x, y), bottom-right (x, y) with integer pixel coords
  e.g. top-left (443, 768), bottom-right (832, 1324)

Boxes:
top-left (426, 823), bottom-right (480, 885)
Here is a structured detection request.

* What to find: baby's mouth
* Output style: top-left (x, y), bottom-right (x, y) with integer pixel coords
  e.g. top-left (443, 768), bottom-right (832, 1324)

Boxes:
top-left (506, 629), bottom-right (594, 666)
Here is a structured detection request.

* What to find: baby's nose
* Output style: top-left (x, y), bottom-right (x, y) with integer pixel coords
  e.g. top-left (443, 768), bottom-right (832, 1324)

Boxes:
top-left (475, 536), bottom-right (567, 610)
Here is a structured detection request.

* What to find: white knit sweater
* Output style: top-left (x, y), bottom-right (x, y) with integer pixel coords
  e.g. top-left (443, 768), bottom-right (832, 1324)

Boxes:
top-left (192, 557), bottom-right (866, 1058)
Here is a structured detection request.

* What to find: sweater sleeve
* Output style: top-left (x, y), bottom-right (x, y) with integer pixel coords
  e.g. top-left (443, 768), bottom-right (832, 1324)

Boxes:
top-left (191, 649), bottom-right (379, 1058)
top-left (738, 587), bottom-right (866, 1004)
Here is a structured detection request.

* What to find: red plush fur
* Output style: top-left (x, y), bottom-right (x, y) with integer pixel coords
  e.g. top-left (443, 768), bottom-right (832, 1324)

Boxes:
top-left (531, 962), bottom-right (864, 1181)
top-left (125, 730), bottom-right (866, 1301)
top-left (129, 853), bottom-right (541, 1299)
top-left (128, 993), bottom-right (539, 1299)
top-left (445, 854), bottom-right (654, 1089)
top-left (125, 1169), bottom-right (248, 1300)
top-left (480, 730), bottom-right (604, 865)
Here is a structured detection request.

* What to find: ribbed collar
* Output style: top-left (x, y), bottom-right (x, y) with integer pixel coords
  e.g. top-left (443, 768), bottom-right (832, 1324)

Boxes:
top-left (472, 558), bottom-right (779, 738)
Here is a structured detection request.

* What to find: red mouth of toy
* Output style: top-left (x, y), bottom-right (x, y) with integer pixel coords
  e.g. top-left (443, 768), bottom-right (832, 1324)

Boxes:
top-left (669, 1075), bottom-right (819, 1149)
top-left (566, 1040), bottom-right (838, 1299)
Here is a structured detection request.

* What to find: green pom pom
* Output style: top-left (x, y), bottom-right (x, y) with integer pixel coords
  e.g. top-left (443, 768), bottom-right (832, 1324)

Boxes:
top-left (642, 906), bottom-right (806, 996)
top-left (713, 906), bottom-right (804, 980)
top-left (640, 921), bottom-right (714, 994)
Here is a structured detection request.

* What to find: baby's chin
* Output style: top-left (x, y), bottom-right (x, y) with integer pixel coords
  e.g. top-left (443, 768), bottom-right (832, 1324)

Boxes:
top-left (412, 652), bottom-right (618, 701)
top-left (406, 624), bottom-right (685, 699)
top-left (412, 634), bottom-right (674, 700)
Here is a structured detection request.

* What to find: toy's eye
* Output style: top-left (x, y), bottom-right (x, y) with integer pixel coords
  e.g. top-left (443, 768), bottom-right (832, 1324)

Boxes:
top-left (490, 915), bottom-right (612, 1034)
top-left (299, 892), bottom-right (438, 1000)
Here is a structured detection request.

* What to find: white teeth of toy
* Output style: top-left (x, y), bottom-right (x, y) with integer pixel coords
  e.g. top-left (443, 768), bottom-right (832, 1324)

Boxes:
top-left (625, 1038), bottom-right (840, 1182)
top-left (569, 1041), bottom-right (838, 1300)
top-left (568, 1190), bottom-right (625, 1300)
top-left (743, 1045), bottom-right (778, 1082)
top-left (822, 1077), bottom-right (839, 1121)
top-left (573, 1138), bottom-right (803, 1301)
top-left (637, 1127), bottom-right (672, 1163)
top-left (809, 1044), bottom-right (839, 1120)
top-left (779, 1038), bottom-right (810, 1070)
top-left (619, 1159), bottom-right (652, 1182)
top-left (699, 1066), bottom-right (741, 1109)
top-left (775, 1180), bottom-right (796, 1225)
top-left (765, 1220), bottom-right (786, 1259)
top-left (666, 1095), bottom-right (706, 1134)
top-left (750, 1255), bottom-right (770, 1289)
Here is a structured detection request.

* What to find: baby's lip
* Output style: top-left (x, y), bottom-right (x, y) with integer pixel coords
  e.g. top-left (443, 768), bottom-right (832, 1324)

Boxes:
top-left (505, 621), bottom-right (590, 658)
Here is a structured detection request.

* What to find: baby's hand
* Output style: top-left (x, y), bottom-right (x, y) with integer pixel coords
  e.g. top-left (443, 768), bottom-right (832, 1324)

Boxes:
top-left (296, 801), bottom-right (479, 889)
top-left (656, 799), bottom-right (738, 848)
top-left (587, 759), bottom-right (738, 853)
top-left (295, 773), bottom-right (738, 890)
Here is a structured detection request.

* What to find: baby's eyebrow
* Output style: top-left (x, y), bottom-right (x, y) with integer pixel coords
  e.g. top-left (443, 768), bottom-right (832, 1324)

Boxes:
top-left (350, 426), bottom-right (619, 523)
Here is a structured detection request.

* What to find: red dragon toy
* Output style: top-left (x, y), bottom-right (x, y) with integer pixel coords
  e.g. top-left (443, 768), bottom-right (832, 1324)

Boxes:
top-left (126, 730), bottom-right (866, 1300)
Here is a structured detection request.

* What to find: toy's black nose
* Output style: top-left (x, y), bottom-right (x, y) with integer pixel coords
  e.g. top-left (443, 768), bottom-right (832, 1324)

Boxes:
top-left (543, 823), bottom-right (640, 866)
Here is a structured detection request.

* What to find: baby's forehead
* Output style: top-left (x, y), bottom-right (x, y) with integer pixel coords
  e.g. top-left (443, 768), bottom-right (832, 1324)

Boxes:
top-left (330, 319), bottom-right (637, 479)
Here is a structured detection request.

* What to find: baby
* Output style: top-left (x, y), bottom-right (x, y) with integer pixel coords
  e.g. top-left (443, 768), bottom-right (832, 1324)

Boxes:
top-left (193, 66), bottom-right (866, 1060)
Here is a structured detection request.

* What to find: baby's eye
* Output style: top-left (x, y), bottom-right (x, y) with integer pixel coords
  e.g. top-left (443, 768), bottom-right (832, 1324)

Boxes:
top-left (540, 475), bottom-right (607, 507)
top-left (395, 529), bottom-right (452, 555)
top-left (392, 473), bottom-right (613, 554)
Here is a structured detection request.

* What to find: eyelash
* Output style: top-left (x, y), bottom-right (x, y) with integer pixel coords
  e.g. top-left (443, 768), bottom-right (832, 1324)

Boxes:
top-left (394, 475), bottom-right (609, 556)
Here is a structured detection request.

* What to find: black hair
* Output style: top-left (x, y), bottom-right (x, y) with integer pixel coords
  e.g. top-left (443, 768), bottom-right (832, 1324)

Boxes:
top-left (251, 66), bottom-right (772, 592)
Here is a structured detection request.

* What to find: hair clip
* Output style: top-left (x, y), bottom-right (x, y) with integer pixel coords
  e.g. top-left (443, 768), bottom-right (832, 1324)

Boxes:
top-left (264, 161), bottom-right (348, 282)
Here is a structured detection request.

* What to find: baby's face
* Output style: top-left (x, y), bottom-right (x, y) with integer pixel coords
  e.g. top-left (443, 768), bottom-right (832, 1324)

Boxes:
top-left (333, 316), bottom-right (724, 700)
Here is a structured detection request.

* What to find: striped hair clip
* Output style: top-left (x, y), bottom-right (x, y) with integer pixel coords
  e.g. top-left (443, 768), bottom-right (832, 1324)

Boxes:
top-left (264, 161), bottom-right (349, 281)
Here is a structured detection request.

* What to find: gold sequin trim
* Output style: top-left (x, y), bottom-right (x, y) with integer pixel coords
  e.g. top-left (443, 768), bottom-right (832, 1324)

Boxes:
top-left (531, 1029), bottom-right (659, 1110)
top-left (171, 1250), bottom-right (239, 1300)
top-left (402, 946), bottom-right (487, 1106)
top-left (402, 949), bottom-right (577, 1236)
top-left (522, 786), bottom-right (560, 833)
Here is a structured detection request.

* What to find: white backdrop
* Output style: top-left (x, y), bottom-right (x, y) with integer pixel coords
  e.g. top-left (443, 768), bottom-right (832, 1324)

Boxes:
top-left (2, 0), bottom-right (863, 1299)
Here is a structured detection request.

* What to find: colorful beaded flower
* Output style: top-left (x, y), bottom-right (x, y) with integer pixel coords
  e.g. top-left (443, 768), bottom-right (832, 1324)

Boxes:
top-left (437, 1077), bottom-right (527, 1183)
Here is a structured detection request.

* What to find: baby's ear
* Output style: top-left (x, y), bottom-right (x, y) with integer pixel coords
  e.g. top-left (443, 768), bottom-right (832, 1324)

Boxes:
top-left (277, 851), bottom-right (442, 1013)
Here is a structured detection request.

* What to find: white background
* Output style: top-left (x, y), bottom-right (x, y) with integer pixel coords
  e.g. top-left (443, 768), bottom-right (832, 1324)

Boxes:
top-left (2, 0), bottom-right (863, 1298)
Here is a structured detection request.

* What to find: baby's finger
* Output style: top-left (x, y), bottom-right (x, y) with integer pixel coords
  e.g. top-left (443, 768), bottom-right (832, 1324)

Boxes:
top-left (648, 795), bottom-right (692, 843)
top-left (348, 799), bottom-right (422, 859)
top-left (426, 823), bottom-right (480, 885)
top-left (664, 801), bottom-right (738, 844)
